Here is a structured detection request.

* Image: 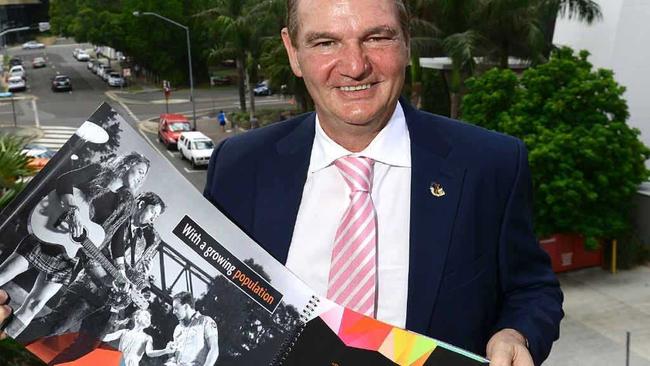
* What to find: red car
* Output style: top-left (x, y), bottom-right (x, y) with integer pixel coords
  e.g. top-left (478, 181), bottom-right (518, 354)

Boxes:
top-left (158, 114), bottom-right (191, 149)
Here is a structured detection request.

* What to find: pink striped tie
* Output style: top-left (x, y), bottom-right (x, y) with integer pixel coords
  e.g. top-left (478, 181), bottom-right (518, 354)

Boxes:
top-left (327, 156), bottom-right (377, 317)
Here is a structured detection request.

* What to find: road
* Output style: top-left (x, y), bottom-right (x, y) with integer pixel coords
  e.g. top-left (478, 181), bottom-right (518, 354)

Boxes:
top-left (0, 39), bottom-right (292, 191)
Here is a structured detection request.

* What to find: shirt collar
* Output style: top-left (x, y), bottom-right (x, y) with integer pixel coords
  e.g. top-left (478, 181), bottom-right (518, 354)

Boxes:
top-left (310, 101), bottom-right (411, 173)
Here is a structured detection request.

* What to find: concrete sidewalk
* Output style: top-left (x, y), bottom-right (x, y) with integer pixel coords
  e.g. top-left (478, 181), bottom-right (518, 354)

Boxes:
top-left (545, 265), bottom-right (650, 365)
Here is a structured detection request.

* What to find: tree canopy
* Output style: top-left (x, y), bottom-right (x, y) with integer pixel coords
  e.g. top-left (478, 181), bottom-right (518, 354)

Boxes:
top-left (462, 47), bottom-right (650, 247)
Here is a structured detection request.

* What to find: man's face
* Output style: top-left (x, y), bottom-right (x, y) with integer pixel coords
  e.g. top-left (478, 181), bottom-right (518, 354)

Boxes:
top-left (136, 203), bottom-right (162, 227)
top-left (172, 299), bottom-right (190, 321)
top-left (282, 0), bottom-right (409, 135)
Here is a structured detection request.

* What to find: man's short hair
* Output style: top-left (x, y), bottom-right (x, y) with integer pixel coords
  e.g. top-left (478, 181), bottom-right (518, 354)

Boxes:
top-left (173, 291), bottom-right (195, 308)
top-left (285, 0), bottom-right (410, 46)
top-left (136, 191), bottom-right (166, 214)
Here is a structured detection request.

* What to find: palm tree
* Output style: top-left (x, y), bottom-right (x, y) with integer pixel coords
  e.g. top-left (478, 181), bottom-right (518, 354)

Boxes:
top-left (0, 135), bottom-right (32, 209)
top-left (406, 0), bottom-right (483, 117)
top-left (406, 0), bottom-right (441, 109)
top-left (476, 0), bottom-right (601, 69)
top-left (200, 0), bottom-right (252, 113)
top-left (408, 0), bottom-right (600, 117)
top-left (253, 0), bottom-right (314, 113)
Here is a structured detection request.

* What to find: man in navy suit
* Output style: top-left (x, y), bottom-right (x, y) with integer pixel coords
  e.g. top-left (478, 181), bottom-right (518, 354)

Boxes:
top-left (204, 0), bottom-right (563, 365)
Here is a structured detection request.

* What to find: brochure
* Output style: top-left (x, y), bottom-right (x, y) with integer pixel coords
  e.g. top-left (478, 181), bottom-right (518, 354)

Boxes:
top-left (0, 103), bottom-right (488, 366)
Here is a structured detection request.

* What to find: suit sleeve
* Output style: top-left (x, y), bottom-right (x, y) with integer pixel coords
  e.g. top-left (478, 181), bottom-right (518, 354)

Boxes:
top-left (203, 138), bottom-right (229, 205)
top-left (493, 140), bottom-right (564, 366)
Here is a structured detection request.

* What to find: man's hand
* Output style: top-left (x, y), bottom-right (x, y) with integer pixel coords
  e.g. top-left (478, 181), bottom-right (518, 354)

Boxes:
top-left (65, 206), bottom-right (84, 238)
top-left (486, 328), bottom-right (533, 366)
top-left (0, 289), bottom-right (13, 340)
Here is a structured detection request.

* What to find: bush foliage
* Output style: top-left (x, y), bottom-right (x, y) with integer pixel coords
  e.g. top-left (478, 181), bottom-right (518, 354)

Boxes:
top-left (462, 47), bottom-right (650, 248)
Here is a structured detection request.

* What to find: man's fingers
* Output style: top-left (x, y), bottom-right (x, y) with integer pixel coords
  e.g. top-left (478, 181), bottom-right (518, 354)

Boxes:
top-left (513, 345), bottom-right (534, 366)
top-left (489, 343), bottom-right (533, 366)
top-left (0, 303), bottom-right (13, 340)
top-left (0, 289), bottom-right (8, 305)
top-left (489, 351), bottom-right (514, 366)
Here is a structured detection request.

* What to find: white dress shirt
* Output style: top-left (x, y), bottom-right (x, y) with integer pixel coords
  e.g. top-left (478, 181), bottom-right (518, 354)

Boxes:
top-left (286, 102), bottom-right (411, 328)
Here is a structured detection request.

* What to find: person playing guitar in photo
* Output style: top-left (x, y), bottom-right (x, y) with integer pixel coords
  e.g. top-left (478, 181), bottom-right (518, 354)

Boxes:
top-left (0, 152), bottom-right (151, 337)
top-left (36, 191), bottom-right (167, 365)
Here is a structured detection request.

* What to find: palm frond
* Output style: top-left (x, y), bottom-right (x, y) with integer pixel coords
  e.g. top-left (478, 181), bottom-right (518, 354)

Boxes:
top-left (558, 0), bottom-right (602, 23)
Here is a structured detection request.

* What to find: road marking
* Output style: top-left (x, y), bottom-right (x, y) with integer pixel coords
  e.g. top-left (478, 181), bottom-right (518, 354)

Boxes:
top-left (39, 126), bottom-right (77, 131)
top-left (30, 126), bottom-right (77, 151)
top-left (31, 98), bottom-right (39, 127)
top-left (38, 133), bottom-right (76, 138)
top-left (183, 167), bottom-right (205, 174)
top-left (33, 137), bottom-right (69, 143)
top-left (166, 150), bottom-right (176, 158)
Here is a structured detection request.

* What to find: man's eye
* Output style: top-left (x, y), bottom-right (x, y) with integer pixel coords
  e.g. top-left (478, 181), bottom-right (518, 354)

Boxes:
top-left (316, 41), bottom-right (335, 48)
top-left (368, 37), bottom-right (390, 43)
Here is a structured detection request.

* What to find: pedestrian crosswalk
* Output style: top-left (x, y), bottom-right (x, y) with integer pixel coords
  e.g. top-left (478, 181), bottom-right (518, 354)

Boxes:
top-left (32, 125), bottom-right (78, 151)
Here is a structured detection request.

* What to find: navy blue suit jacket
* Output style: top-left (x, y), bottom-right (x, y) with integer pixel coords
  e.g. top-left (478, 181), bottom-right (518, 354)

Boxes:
top-left (204, 101), bottom-right (563, 365)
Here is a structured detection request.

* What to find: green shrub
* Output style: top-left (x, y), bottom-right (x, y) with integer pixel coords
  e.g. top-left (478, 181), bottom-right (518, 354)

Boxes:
top-left (0, 338), bottom-right (45, 365)
top-left (421, 69), bottom-right (451, 117)
top-left (229, 107), bottom-right (300, 130)
top-left (0, 134), bottom-right (33, 209)
top-left (462, 47), bottom-right (650, 248)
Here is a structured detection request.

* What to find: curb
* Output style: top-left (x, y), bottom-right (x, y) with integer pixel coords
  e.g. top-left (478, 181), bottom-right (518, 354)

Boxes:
top-left (0, 124), bottom-right (44, 140)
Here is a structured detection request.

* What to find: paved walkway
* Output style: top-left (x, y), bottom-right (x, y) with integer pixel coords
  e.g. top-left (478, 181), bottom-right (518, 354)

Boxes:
top-left (546, 265), bottom-right (650, 365)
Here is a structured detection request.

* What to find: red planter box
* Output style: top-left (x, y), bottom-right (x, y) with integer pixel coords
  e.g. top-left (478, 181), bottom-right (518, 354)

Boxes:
top-left (539, 233), bottom-right (603, 273)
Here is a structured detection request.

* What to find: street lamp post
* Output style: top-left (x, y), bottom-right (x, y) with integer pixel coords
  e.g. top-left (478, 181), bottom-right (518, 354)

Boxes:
top-left (0, 26), bottom-right (30, 53)
top-left (133, 11), bottom-right (196, 129)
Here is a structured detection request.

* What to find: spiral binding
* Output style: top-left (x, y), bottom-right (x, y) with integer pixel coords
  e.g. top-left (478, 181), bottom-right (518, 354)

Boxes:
top-left (269, 295), bottom-right (321, 366)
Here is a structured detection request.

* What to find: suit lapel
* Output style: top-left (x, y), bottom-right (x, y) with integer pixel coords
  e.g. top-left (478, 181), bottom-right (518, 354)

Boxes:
top-left (254, 114), bottom-right (316, 263)
top-left (403, 103), bottom-right (466, 334)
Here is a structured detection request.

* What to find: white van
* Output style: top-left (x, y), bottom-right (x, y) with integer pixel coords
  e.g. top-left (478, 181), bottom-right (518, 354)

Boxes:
top-left (178, 131), bottom-right (215, 168)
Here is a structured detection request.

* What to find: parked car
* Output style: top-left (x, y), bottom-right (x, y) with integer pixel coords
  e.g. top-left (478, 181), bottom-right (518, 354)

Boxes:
top-left (91, 62), bottom-right (103, 74)
top-left (253, 80), bottom-right (272, 96)
top-left (32, 57), bottom-right (46, 68)
top-left (107, 72), bottom-right (125, 87)
top-left (76, 51), bottom-right (90, 61)
top-left (9, 57), bottom-right (22, 67)
top-left (22, 40), bottom-right (45, 49)
top-left (21, 145), bottom-right (56, 172)
top-left (210, 75), bottom-right (232, 86)
top-left (87, 59), bottom-right (97, 70)
top-left (158, 114), bottom-right (191, 149)
top-left (72, 48), bottom-right (81, 58)
top-left (9, 65), bottom-right (25, 79)
top-left (178, 131), bottom-right (215, 168)
top-left (96, 64), bottom-right (110, 79)
top-left (51, 75), bottom-right (72, 92)
top-left (101, 68), bottom-right (114, 82)
top-left (7, 76), bottom-right (26, 91)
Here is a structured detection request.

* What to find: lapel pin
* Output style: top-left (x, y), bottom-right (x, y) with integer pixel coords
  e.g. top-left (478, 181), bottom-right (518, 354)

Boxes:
top-left (430, 182), bottom-right (445, 197)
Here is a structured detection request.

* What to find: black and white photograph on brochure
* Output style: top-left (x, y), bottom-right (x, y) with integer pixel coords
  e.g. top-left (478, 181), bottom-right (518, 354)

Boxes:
top-left (0, 103), bottom-right (316, 366)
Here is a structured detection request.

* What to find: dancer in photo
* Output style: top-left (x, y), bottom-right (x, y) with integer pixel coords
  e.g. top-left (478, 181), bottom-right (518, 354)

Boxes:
top-left (0, 152), bottom-right (151, 336)
top-left (103, 309), bottom-right (175, 366)
top-left (166, 291), bottom-right (219, 366)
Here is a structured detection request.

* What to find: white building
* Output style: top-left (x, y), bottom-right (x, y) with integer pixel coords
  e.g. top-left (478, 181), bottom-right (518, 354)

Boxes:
top-left (554, 0), bottom-right (650, 242)
top-left (553, 0), bottom-right (650, 149)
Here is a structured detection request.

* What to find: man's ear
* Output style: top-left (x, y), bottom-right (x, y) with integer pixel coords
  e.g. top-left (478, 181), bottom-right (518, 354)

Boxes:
top-left (281, 27), bottom-right (303, 78)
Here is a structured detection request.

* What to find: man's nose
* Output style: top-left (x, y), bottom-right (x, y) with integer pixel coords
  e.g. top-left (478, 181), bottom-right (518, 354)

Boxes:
top-left (337, 43), bottom-right (369, 79)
